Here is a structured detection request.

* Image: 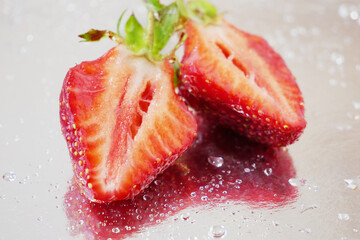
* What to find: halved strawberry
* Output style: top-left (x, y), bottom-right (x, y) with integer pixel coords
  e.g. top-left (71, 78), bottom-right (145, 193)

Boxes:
top-left (179, 19), bottom-right (306, 146)
top-left (60, 44), bottom-right (197, 202)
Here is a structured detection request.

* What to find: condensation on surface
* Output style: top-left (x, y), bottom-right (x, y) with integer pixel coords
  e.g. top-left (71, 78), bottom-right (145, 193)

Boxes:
top-left (0, 0), bottom-right (360, 239)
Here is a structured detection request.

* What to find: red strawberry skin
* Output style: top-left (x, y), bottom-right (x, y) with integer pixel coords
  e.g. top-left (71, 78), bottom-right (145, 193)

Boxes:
top-left (179, 19), bottom-right (306, 146)
top-left (60, 44), bottom-right (197, 203)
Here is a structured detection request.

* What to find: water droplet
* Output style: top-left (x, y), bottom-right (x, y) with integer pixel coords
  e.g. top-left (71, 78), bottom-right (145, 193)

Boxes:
top-left (112, 227), bottom-right (120, 233)
top-left (208, 225), bottom-right (227, 238)
top-left (37, 216), bottom-right (43, 222)
top-left (235, 179), bottom-right (242, 184)
top-left (264, 168), bottom-right (273, 176)
top-left (244, 168), bottom-right (251, 173)
top-left (201, 196), bottom-right (208, 201)
top-left (190, 192), bottom-right (196, 197)
top-left (3, 172), bottom-right (16, 182)
top-left (344, 179), bottom-right (358, 190)
top-left (181, 213), bottom-right (190, 221)
top-left (288, 178), bottom-right (307, 187)
top-left (299, 228), bottom-right (312, 233)
top-left (352, 101), bottom-right (360, 110)
top-left (208, 156), bottom-right (224, 167)
top-left (154, 179), bottom-right (161, 185)
top-left (142, 194), bottom-right (152, 201)
top-left (350, 9), bottom-right (359, 20)
top-left (338, 4), bottom-right (349, 18)
top-left (338, 213), bottom-right (350, 221)
top-left (331, 52), bottom-right (344, 65)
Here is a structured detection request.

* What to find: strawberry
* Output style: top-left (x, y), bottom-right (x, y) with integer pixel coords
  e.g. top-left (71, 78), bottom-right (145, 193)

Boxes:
top-left (60, 5), bottom-right (197, 203)
top-left (179, 19), bottom-right (306, 146)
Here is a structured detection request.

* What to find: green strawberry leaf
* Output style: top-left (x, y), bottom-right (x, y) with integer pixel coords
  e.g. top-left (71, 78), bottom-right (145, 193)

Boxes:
top-left (124, 14), bottom-right (146, 53)
top-left (116, 10), bottom-right (127, 35)
top-left (152, 3), bottom-right (180, 56)
top-left (188, 0), bottom-right (218, 24)
top-left (176, 0), bottom-right (190, 18)
top-left (145, 0), bottom-right (164, 12)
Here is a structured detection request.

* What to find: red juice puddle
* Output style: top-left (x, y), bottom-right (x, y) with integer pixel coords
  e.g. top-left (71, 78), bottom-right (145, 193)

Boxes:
top-left (64, 116), bottom-right (297, 240)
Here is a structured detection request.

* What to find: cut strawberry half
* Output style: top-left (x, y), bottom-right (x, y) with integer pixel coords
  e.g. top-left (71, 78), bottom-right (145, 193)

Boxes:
top-left (179, 19), bottom-right (306, 146)
top-left (60, 44), bottom-right (197, 202)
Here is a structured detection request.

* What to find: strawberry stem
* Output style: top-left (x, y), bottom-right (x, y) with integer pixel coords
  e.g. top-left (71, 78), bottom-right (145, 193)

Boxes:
top-left (145, 11), bottom-right (156, 61)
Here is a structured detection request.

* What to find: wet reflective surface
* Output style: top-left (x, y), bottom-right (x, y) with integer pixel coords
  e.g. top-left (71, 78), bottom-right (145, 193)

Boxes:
top-left (65, 116), bottom-right (297, 239)
top-left (1, 0), bottom-right (360, 239)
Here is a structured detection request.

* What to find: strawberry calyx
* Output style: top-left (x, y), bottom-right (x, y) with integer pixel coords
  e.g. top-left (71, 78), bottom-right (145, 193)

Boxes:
top-left (78, 0), bottom-right (220, 62)
top-left (175, 0), bottom-right (221, 25)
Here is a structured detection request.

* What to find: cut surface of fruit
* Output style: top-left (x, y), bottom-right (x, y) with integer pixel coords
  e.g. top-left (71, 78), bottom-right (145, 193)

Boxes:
top-left (60, 44), bottom-right (197, 202)
top-left (179, 19), bottom-right (306, 146)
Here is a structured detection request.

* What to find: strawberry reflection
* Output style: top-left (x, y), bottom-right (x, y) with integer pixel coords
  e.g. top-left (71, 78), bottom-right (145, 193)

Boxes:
top-left (64, 116), bottom-right (297, 240)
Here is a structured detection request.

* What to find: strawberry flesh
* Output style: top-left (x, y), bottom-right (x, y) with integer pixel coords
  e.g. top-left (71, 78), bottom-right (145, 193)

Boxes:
top-left (179, 19), bottom-right (306, 146)
top-left (60, 44), bottom-right (197, 203)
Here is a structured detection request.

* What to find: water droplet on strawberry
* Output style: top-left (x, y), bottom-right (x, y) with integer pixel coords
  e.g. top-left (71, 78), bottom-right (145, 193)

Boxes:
top-left (154, 180), bottom-right (161, 185)
top-left (208, 156), bottom-right (224, 167)
top-left (264, 168), bottom-right (273, 176)
top-left (142, 194), bottom-right (152, 201)
top-left (201, 196), bottom-right (208, 201)
top-left (235, 179), bottom-right (242, 184)
top-left (112, 227), bottom-right (120, 233)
